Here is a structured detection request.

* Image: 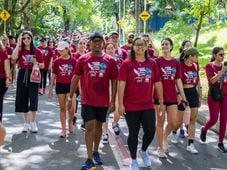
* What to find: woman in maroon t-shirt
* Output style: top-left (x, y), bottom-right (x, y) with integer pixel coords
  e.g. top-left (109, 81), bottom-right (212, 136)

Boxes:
top-left (155, 38), bottom-right (187, 158)
top-left (11, 31), bottom-right (44, 133)
top-left (0, 41), bottom-right (11, 143)
top-left (118, 37), bottom-right (163, 169)
top-left (200, 47), bottom-right (227, 152)
top-left (48, 41), bottom-right (77, 138)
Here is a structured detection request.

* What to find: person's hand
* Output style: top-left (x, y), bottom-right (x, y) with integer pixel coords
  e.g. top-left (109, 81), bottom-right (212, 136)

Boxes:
top-left (5, 78), bottom-right (11, 88)
top-left (67, 100), bottom-right (72, 111)
top-left (31, 57), bottom-right (37, 65)
top-left (118, 104), bottom-right (126, 116)
top-left (17, 34), bottom-right (22, 47)
top-left (177, 94), bottom-right (182, 104)
top-left (107, 101), bottom-right (115, 114)
top-left (48, 89), bottom-right (53, 101)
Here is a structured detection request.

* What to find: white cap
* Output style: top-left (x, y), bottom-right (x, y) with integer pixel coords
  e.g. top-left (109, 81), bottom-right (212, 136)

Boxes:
top-left (56, 41), bottom-right (70, 50)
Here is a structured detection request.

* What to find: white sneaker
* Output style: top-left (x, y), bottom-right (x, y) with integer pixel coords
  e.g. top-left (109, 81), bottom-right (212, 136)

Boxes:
top-left (139, 149), bottom-right (152, 167)
top-left (22, 123), bottom-right (30, 133)
top-left (187, 144), bottom-right (199, 154)
top-left (131, 159), bottom-right (139, 170)
top-left (30, 122), bottom-right (38, 133)
top-left (171, 133), bottom-right (178, 144)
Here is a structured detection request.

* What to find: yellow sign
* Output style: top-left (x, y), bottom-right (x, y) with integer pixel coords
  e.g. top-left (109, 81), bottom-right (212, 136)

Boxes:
top-left (0, 10), bottom-right (11, 21)
top-left (117, 19), bottom-right (123, 25)
top-left (139, 10), bottom-right (151, 22)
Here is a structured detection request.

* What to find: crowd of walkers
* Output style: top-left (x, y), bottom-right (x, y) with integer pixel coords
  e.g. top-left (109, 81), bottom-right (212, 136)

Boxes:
top-left (0, 30), bottom-right (226, 170)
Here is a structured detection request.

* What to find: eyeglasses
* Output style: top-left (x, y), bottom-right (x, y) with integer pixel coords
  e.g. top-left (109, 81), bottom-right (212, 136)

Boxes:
top-left (134, 43), bottom-right (146, 47)
top-left (22, 36), bottom-right (31, 40)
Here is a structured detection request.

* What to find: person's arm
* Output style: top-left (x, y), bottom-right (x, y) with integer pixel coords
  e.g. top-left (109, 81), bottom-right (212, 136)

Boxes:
top-left (4, 59), bottom-right (11, 87)
top-left (176, 79), bottom-right (187, 102)
top-left (209, 66), bottom-right (227, 84)
top-left (48, 73), bottom-right (56, 100)
top-left (108, 79), bottom-right (117, 113)
top-left (118, 80), bottom-right (126, 116)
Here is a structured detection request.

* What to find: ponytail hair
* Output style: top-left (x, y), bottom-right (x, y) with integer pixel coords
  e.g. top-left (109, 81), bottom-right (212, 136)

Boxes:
top-left (210, 46), bottom-right (224, 62)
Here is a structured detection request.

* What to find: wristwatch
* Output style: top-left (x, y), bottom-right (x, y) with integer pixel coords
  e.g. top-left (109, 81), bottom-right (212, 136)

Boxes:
top-left (67, 97), bottom-right (72, 101)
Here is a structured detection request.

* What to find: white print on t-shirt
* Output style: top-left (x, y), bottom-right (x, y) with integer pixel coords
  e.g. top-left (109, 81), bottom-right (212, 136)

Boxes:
top-left (134, 67), bottom-right (152, 83)
top-left (161, 66), bottom-right (176, 80)
top-left (41, 49), bottom-right (49, 56)
top-left (88, 62), bottom-right (107, 78)
top-left (59, 64), bottom-right (73, 76)
top-left (184, 71), bottom-right (198, 84)
top-left (22, 55), bottom-right (35, 65)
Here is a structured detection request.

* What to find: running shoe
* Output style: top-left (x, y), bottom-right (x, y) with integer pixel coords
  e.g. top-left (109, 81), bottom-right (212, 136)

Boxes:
top-left (139, 149), bottom-right (151, 167)
top-left (30, 122), bottom-right (38, 133)
top-left (218, 143), bottom-right (227, 153)
top-left (81, 159), bottom-right (96, 170)
top-left (187, 144), bottom-right (199, 154)
top-left (93, 151), bottom-right (103, 165)
top-left (200, 127), bottom-right (207, 143)
top-left (102, 133), bottom-right (109, 144)
top-left (112, 123), bottom-right (120, 135)
top-left (131, 159), bottom-right (139, 170)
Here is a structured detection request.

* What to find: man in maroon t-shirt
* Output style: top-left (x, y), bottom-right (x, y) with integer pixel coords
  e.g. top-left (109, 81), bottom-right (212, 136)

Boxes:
top-left (121, 32), bottom-right (134, 55)
top-left (68, 32), bottom-right (118, 170)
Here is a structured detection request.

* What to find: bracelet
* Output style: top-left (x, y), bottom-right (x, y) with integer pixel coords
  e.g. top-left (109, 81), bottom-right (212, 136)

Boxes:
top-left (177, 92), bottom-right (180, 95)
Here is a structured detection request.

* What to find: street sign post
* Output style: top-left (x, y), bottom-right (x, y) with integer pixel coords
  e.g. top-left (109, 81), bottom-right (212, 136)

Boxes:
top-left (0, 9), bottom-right (11, 34)
top-left (139, 10), bottom-right (151, 34)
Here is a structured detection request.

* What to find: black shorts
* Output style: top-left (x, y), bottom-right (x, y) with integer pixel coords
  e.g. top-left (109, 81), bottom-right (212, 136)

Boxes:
top-left (184, 87), bottom-right (199, 108)
top-left (55, 82), bottom-right (70, 94)
top-left (81, 105), bottom-right (108, 123)
top-left (154, 99), bottom-right (177, 106)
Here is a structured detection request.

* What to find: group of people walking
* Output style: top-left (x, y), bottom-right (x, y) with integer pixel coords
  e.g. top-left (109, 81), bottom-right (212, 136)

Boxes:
top-left (0, 30), bottom-right (226, 170)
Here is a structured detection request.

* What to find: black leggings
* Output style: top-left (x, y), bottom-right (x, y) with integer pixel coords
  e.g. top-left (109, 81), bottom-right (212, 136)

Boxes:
top-left (125, 109), bottom-right (156, 159)
top-left (0, 78), bottom-right (7, 122)
top-left (40, 69), bottom-right (48, 89)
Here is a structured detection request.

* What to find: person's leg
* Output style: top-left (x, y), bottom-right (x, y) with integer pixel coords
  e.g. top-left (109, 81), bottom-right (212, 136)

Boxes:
top-left (125, 111), bottom-right (141, 159)
top-left (29, 83), bottom-right (39, 123)
top-left (39, 69), bottom-right (44, 93)
top-left (141, 109), bottom-right (156, 151)
top-left (57, 94), bottom-right (67, 136)
top-left (219, 96), bottom-right (227, 143)
top-left (43, 70), bottom-right (48, 93)
top-left (203, 95), bottom-right (220, 131)
top-left (163, 104), bottom-right (178, 149)
top-left (67, 93), bottom-right (76, 133)
top-left (0, 79), bottom-right (7, 122)
top-left (94, 121), bottom-right (103, 151)
top-left (85, 120), bottom-right (96, 159)
top-left (112, 94), bottom-right (120, 135)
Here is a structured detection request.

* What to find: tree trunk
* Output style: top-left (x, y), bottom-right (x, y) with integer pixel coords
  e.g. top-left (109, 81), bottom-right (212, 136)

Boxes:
top-left (194, 13), bottom-right (204, 47)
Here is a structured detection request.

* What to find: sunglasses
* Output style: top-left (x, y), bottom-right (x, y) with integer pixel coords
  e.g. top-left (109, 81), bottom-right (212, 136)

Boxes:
top-left (22, 37), bottom-right (31, 40)
top-left (218, 53), bottom-right (225, 57)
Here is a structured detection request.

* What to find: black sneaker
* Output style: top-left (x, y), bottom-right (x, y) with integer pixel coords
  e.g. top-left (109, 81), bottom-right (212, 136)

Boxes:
top-left (200, 127), bottom-right (206, 142)
top-left (218, 143), bottom-right (227, 153)
top-left (72, 116), bottom-right (77, 125)
top-left (81, 159), bottom-right (96, 170)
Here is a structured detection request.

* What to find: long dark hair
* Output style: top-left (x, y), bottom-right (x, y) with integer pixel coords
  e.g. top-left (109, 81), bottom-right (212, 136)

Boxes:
top-left (210, 47), bottom-right (224, 62)
top-left (21, 30), bottom-right (35, 55)
top-left (130, 37), bottom-right (149, 61)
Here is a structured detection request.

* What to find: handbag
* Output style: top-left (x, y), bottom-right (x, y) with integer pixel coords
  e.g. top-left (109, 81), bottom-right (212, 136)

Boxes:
top-left (30, 63), bottom-right (41, 83)
top-left (209, 76), bottom-right (223, 101)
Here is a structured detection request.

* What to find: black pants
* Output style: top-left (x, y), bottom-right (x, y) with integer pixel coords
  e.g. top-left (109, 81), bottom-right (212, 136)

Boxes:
top-left (125, 109), bottom-right (156, 159)
top-left (0, 78), bottom-right (7, 122)
top-left (15, 69), bottom-right (39, 112)
top-left (40, 69), bottom-right (48, 89)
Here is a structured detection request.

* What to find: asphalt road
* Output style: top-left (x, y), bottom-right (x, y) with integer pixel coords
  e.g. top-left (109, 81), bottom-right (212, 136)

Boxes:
top-left (0, 86), bottom-right (227, 170)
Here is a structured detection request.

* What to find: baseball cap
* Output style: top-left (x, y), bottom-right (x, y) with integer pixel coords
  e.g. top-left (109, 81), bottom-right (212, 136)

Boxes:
top-left (89, 32), bottom-right (104, 41)
top-left (109, 31), bottom-right (119, 37)
top-left (128, 33), bottom-right (134, 37)
top-left (185, 47), bottom-right (203, 56)
top-left (56, 41), bottom-right (70, 50)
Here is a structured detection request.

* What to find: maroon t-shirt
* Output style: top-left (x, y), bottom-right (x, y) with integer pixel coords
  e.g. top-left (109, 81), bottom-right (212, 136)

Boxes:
top-left (115, 48), bottom-right (128, 60)
top-left (147, 48), bottom-right (158, 59)
top-left (53, 57), bottom-right (77, 84)
top-left (73, 52), bottom-right (82, 60)
top-left (118, 58), bottom-right (161, 111)
top-left (206, 62), bottom-right (227, 96)
top-left (75, 52), bottom-right (118, 107)
top-left (121, 45), bottom-right (131, 56)
top-left (18, 48), bottom-right (44, 69)
top-left (6, 46), bottom-right (13, 55)
top-left (180, 62), bottom-right (199, 85)
top-left (155, 57), bottom-right (181, 103)
top-left (37, 46), bottom-right (53, 70)
top-left (0, 49), bottom-right (9, 78)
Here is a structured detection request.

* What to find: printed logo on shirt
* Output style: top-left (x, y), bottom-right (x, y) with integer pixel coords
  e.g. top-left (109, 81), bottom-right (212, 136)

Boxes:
top-left (59, 64), bottom-right (73, 76)
top-left (22, 55), bottom-right (35, 65)
top-left (115, 53), bottom-right (123, 59)
top-left (41, 49), bottom-right (49, 56)
top-left (88, 62), bottom-right (107, 77)
top-left (161, 66), bottom-right (176, 80)
top-left (184, 71), bottom-right (198, 84)
top-left (134, 67), bottom-right (152, 83)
